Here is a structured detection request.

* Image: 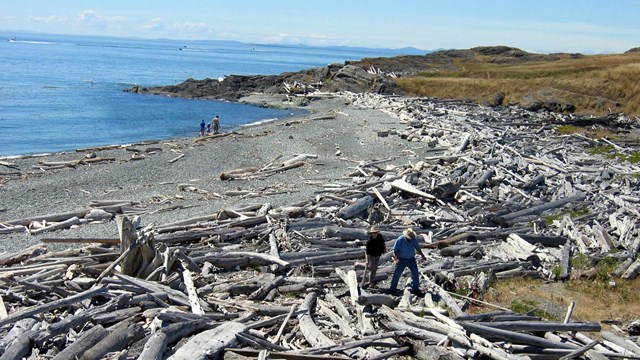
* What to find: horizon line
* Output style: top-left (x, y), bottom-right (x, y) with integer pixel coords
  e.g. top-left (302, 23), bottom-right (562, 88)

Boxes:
top-left (1, 28), bottom-right (632, 55)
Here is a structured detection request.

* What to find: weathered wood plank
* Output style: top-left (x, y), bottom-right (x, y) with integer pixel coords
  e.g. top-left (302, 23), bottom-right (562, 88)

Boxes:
top-left (79, 321), bottom-right (144, 360)
top-left (168, 321), bottom-right (247, 360)
top-left (0, 285), bottom-right (107, 329)
top-left (51, 325), bottom-right (108, 360)
top-left (298, 292), bottom-right (334, 348)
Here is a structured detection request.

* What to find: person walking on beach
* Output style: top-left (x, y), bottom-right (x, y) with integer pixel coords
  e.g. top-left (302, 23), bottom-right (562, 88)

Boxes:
top-left (199, 119), bottom-right (206, 136)
top-left (388, 228), bottom-right (427, 295)
top-left (361, 226), bottom-right (386, 288)
top-left (212, 115), bottom-right (220, 134)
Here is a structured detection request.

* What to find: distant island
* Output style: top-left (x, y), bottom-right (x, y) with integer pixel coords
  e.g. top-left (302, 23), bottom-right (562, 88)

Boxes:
top-left (128, 45), bottom-right (640, 116)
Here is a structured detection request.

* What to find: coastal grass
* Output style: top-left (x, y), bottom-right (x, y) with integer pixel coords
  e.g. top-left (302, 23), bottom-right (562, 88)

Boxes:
top-left (483, 277), bottom-right (640, 325)
top-left (585, 145), bottom-right (640, 163)
top-left (396, 52), bottom-right (640, 116)
top-left (508, 299), bottom-right (557, 320)
top-left (544, 207), bottom-right (590, 226)
top-left (554, 125), bottom-right (619, 139)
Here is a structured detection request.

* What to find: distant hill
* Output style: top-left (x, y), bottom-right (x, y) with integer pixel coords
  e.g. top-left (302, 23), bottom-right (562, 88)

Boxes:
top-left (352, 46), bottom-right (585, 74)
top-left (322, 45), bottom-right (429, 56)
top-left (253, 42), bottom-right (430, 56)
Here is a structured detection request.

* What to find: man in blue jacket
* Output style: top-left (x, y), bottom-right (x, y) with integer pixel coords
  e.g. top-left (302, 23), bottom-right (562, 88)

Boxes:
top-left (388, 228), bottom-right (427, 295)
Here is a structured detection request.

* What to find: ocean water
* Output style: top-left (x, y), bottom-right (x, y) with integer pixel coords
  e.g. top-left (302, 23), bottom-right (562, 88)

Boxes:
top-left (0, 32), bottom-right (396, 157)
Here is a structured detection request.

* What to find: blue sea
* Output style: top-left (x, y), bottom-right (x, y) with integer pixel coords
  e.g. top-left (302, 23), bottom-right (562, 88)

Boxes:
top-left (0, 32), bottom-right (402, 157)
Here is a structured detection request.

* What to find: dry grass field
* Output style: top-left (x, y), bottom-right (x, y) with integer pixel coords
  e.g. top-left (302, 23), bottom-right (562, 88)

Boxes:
top-left (469, 243), bottom-right (640, 329)
top-left (482, 277), bottom-right (640, 329)
top-left (395, 51), bottom-right (640, 116)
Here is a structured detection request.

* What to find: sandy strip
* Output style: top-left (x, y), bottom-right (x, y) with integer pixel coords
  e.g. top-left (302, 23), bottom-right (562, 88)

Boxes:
top-left (0, 93), bottom-right (420, 254)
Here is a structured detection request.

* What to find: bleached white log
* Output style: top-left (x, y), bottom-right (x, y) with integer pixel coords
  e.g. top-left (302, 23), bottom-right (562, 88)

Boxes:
top-left (370, 186), bottom-right (391, 211)
top-left (167, 321), bottom-right (246, 360)
top-left (324, 292), bottom-right (352, 323)
top-left (601, 331), bottom-right (640, 356)
top-left (5, 210), bottom-right (90, 226)
top-left (281, 154), bottom-right (318, 167)
top-left (452, 133), bottom-right (471, 154)
top-left (621, 258), bottom-right (640, 280)
top-left (182, 267), bottom-right (204, 315)
top-left (226, 251), bottom-right (290, 269)
top-left (423, 277), bottom-right (463, 317)
top-left (317, 299), bottom-right (356, 337)
top-left (390, 179), bottom-right (436, 201)
top-left (501, 194), bottom-right (586, 222)
top-left (316, 299), bottom-right (366, 358)
top-left (137, 331), bottom-right (168, 360)
top-left (0, 225), bottom-right (27, 235)
top-left (335, 267), bottom-right (374, 335)
top-left (298, 292), bottom-right (335, 348)
top-left (29, 216), bottom-right (81, 235)
top-left (379, 305), bottom-right (452, 336)
top-left (384, 320), bottom-right (446, 343)
top-left (469, 333), bottom-right (523, 360)
top-left (336, 195), bottom-right (374, 219)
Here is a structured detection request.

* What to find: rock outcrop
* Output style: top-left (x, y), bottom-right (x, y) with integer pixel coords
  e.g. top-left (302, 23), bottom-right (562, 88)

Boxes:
top-left (520, 90), bottom-right (576, 113)
top-left (127, 74), bottom-right (286, 101)
top-left (127, 63), bottom-right (397, 102)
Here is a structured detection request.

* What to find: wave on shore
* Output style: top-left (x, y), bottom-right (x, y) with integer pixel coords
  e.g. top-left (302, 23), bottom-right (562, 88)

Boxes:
top-left (240, 117), bottom-right (282, 128)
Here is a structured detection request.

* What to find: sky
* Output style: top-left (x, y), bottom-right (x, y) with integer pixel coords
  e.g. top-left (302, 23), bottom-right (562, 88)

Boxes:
top-left (1, 0), bottom-right (639, 54)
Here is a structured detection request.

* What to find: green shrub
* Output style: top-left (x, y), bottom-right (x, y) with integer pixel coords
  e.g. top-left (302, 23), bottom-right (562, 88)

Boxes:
top-left (510, 300), bottom-right (555, 320)
top-left (587, 145), bottom-right (616, 156)
top-left (570, 253), bottom-right (591, 269)
top-left (545, 207), bottom-right (589, 225)
top-left (595, 256), bottom-right (623, 283)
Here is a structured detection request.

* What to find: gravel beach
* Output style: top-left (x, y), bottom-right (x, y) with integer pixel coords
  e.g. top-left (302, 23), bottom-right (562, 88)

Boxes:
top-left (0, 93), bottom-right (416, 254)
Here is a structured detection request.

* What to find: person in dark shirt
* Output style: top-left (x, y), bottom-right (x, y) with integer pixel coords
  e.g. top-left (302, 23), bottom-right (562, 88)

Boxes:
top-left (361, 226), bottom-right (386, 287)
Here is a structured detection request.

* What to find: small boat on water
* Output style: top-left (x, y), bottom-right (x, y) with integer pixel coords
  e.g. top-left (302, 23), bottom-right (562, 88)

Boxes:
top-left (8, 37), bottom-right (16, 42)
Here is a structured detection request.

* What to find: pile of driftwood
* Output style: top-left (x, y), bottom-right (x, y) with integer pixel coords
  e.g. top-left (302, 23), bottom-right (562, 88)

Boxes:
top-left (1, 92), bottom-right (640, 359)
top-left (0, 212), bottom-right (625, 360)
top-left (344, 92), bottom-right (640, 281)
